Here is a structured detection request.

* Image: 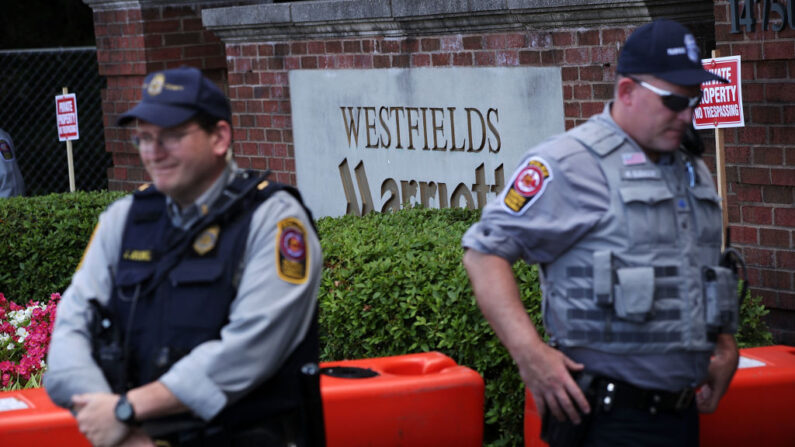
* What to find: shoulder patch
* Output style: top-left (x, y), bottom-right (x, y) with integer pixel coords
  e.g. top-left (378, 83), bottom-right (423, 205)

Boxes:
top-left (500, 157), bottom-right (553, 215)
top-left (0, 139), bottom-right (14, 161)
top-left (276, 217), bottom-right (309, 284)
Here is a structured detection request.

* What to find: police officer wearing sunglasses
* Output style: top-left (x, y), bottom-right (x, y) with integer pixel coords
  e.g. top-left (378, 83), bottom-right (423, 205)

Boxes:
top-left (463, 19), bottom-right (739, 446)
top-left (44, 67), bottom-right (323, 446)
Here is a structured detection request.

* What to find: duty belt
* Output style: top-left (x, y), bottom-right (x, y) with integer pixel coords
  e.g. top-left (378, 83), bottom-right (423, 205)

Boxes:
top-left (592, 376), bottom-right (696, 415)
top-left (147, 412), bottom-right (298, 447)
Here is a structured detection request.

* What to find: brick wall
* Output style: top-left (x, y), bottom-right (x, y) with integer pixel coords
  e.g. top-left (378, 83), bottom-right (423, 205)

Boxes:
top-left (224, 28), bottom-right (639, 185)
top-left (712, 1), bottom-right (795, 345)
top-left (91, 3), bottom-right (228, 190)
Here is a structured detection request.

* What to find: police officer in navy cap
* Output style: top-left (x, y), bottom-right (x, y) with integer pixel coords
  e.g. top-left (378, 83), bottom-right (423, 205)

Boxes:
top-left (45, 66), bottom-right (322, 446)
top-left (463, 19), bottom-right (738, 446)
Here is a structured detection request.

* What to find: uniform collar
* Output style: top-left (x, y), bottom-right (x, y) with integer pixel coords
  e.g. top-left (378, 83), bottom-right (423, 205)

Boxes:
top-left (597, 101), bottom-right (672, 165)
top-left (657, 153), bottom-right (676, 165)
top-left (166, 159), bottom-right (241, 229)
top-left (594, 101), bottom-right (642, 152)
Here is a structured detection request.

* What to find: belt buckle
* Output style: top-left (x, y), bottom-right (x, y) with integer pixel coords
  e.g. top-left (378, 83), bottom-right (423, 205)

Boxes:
top-left (674, 388), bottom-right (695, 411)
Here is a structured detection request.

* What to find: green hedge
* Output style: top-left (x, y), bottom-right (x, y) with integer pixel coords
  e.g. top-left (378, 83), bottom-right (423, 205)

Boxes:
top-left (0, 192), bottom-right (773, 446)
top-left (0, 191), bottom-right (126, 301)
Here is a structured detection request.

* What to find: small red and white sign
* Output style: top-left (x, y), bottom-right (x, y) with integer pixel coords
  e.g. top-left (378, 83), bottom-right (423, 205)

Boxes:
top-left (55, 93), bottom-right (79, 141)
top-left (694, 55), bottom-right (744, 129)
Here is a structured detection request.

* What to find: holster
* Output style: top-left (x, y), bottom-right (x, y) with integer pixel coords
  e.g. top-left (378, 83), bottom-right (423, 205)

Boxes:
top-left (88, 298), bottom-right (127, 393)
top-left (540, 371), bottom-right (596, 447)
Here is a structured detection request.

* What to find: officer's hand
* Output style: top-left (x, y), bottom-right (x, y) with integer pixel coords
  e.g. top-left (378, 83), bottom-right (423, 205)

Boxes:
top-left (72, 393), bottom-right (130, 447)
top-left (697, 334), bottom-right (738, 413)
top-left (520, 343), bottom-right (589, 424)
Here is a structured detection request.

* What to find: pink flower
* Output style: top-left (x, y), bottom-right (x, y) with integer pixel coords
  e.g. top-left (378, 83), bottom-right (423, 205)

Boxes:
top-left (1, 293), bottom-right (61, 389)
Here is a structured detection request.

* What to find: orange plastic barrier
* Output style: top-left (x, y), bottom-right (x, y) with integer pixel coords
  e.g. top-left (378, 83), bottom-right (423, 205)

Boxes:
top-left (0, 352), bottom-right (483, 446)
top-left (320, 351), bottom-right (484, 447)
top-left (523, 345), bottom-right (795, 447)
top-left (523, 389), bottom-right (547, 447)
top-left (0, 388), bottom-right (90, 446)
top-left (701, 345), bottom-right (795, 446)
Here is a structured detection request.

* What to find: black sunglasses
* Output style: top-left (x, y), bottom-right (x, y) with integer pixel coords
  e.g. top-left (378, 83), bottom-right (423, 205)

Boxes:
top-left (626, 76), bottom-right (702, 112)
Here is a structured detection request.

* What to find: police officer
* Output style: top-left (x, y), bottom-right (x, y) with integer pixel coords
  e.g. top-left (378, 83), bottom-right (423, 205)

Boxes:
top-left (462, 20), bottom-right (739, 446)
top-left (45, 67), bottom-right (322, 446)
top-left (0, 127), bottom-right (26, 197)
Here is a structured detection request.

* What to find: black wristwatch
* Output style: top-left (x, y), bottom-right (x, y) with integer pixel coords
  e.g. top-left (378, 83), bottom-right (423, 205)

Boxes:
top-left (114, 394), bottom-right (137, 425)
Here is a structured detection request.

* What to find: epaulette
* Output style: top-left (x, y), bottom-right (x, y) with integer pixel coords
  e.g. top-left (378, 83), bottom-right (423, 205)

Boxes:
top-left (568, 120), bottom-right (625, 157)
top-left (130, 183), bottom-right (165, 222)
top-left (252, 174), bottom-right (317, 233)
top-left (133, 183), bottom-right (164, 199)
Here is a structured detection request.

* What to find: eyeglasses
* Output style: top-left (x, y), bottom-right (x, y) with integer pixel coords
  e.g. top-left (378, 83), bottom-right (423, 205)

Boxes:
top-left (626, 76), bottom-right (702, 112)
top-left (131, 127), bottom-right (203, 152)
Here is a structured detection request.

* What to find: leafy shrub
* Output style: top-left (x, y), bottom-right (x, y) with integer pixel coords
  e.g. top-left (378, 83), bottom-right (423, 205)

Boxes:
top-left (0, 192), bottom-right (775, 445)
top-left (736, 291), bottom-right (773, 348)
top-left (0, 191), bottom-right (125, 303)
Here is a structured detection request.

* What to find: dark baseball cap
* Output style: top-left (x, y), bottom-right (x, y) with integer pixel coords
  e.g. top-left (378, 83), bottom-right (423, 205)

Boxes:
top-left (617, 19), bottom-right (728, 86)
top-left (117, 66), bottom-right (231, 127)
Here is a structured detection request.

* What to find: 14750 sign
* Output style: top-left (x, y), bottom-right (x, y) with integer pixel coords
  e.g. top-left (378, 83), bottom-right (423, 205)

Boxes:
top-left (731, 0), bottom-right (795, 33)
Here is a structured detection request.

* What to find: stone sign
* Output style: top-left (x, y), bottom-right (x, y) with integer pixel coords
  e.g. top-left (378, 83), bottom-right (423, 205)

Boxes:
top-left (290, 67), bottom-right (564, 217)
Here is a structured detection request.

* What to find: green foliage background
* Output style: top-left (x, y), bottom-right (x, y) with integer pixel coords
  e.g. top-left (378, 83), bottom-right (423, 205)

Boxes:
top-left (0, 192), bottom-right (774, 445)
top-left (0, 191), bottom-right (126, 300)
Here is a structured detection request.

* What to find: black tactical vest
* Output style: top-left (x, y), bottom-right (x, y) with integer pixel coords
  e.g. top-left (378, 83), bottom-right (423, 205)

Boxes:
top-left (108, 172), bottom-right (318, 430)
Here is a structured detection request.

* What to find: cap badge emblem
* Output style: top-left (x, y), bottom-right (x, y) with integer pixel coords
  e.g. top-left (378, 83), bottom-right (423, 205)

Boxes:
top-left (147, 73), bottom-right (165, 96)
top-left (684, 34), bottom-right (699, 63)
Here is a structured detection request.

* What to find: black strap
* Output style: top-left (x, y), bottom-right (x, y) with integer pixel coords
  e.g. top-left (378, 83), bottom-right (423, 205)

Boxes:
top-left (722, 227), bottom-right (749, 308)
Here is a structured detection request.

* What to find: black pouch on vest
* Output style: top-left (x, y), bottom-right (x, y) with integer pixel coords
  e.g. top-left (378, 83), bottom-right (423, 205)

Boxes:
top-left (703, 266), bottom-right (739, 333)
top-left (540, 372), bottom-right (595, 447)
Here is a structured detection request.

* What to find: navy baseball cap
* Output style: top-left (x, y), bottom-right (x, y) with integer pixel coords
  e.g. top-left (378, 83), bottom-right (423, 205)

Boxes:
top-left (617, 19), bottom-right (728, 86)
top-left (117, 67), bottom-right (231, 127)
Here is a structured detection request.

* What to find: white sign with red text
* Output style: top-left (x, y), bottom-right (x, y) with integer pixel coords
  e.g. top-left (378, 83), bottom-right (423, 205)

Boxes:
top-left (694, 56), bottom-right (744, 129)
top-left (55, 93), bottom-right (79, 141)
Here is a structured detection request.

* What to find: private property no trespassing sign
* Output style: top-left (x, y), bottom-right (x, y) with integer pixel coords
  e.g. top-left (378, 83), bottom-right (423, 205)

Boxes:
top-left (55, 93), bottom-right (79, 141)
top-left (694, 55), bottom-right (744, 129)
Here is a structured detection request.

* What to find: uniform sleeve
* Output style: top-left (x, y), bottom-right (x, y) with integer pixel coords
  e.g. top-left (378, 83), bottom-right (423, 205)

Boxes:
top-left (0, 160), bottom-right (13, 198)
top-left (44, 196), bottom-right (132, 408)
top-left (462, 137), bottom-right (610, 264)
top-left (158, 191), bottom-right (322, 421)
top-left (0, 132), bottom-right (25, 197)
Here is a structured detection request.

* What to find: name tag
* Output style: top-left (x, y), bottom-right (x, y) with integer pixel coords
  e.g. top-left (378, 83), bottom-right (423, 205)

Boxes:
top-left (622, 168), bottom-right (660, 180)
top-left (122, 249), bottom-right (152, 262)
